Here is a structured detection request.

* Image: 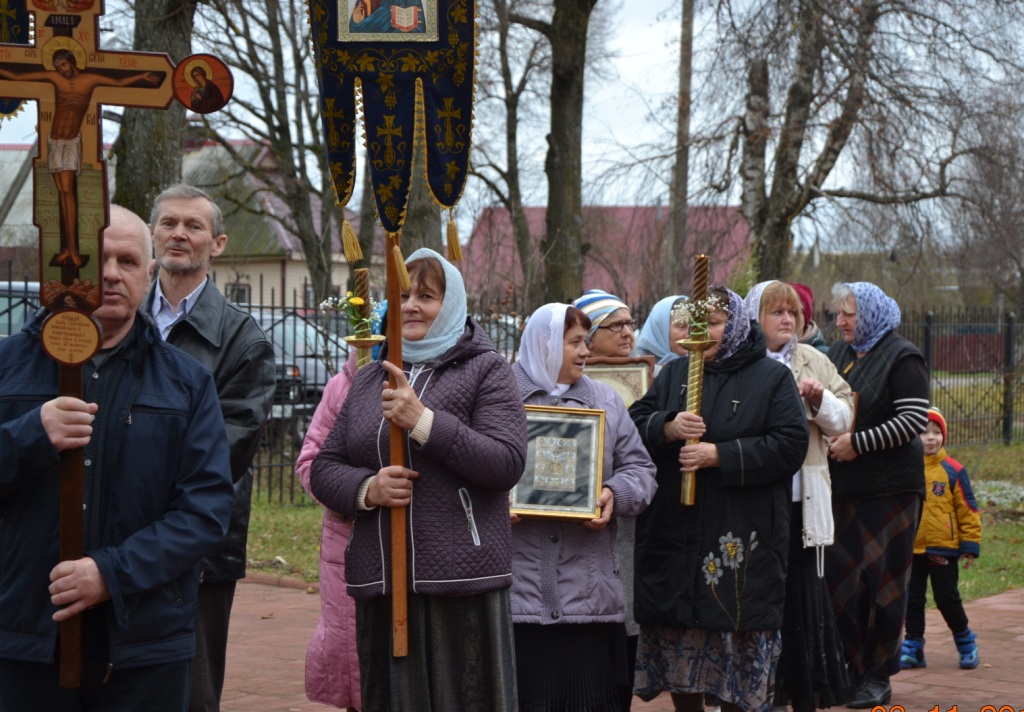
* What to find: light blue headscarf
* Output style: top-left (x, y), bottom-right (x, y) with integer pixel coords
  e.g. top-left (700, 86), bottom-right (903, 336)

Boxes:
top-left (517, 303), bottom-right (570, 395)
top-left (400, 248), bottom-right (468, 364)
top-left (846, 281), bottom-right (900, 352)
top-left (635, 294), bottom-right (687, 365)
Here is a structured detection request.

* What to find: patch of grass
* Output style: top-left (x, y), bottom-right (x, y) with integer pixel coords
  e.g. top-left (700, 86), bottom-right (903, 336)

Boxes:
top-left (244, 443), bottom-right (1024, 593)
top-left (246, 495), bottom-right (323, 582)
top-left (958, 512), bottom-right (1024, 602)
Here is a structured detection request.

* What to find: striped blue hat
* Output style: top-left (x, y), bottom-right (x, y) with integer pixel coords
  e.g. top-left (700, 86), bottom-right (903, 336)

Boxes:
top-left (572, 289), bottom-right (629, 340)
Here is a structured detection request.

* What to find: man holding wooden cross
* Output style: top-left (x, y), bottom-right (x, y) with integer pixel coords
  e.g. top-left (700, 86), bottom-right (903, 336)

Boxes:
top-left (0, 205), bottom-right (235, 710)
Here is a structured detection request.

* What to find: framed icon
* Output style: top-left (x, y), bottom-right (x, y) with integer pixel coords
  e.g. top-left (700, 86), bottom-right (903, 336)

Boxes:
top-left (337, 0), bottom-right (439, 41)
top-left (511, 405), bottom-right (606, 520)
top-left (584, 355), bottom-right (655, 408)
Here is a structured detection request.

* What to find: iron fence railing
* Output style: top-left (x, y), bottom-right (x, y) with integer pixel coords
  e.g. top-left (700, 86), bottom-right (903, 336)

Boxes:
top-left (3, 257), bottom-right (1020, 502)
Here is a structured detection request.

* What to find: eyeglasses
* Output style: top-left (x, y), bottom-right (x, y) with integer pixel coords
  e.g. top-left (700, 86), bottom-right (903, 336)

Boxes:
top-left (597, 319), bottom-right (637, 333)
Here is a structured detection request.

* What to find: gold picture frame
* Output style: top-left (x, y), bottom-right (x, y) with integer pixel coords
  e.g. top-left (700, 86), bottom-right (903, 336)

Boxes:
top-left (584, 355), bottom-right (655, 408)
top-left (511, 405), bottom-right (606, 520)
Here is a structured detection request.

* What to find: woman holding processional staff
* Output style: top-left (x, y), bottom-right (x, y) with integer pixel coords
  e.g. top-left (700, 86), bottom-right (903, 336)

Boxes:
top-left (310, 248), bottom-right (528, 712)
top-left (628, 286), bottom-right (809, 712)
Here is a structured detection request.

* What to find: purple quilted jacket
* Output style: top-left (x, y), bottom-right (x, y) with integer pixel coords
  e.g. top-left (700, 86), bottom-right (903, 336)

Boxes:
top-left (310, 318), bottom-right (528, 599)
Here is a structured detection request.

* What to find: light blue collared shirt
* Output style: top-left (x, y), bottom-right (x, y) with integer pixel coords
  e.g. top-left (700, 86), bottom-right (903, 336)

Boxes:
top-left (151, 277), bottom-right (208, 341)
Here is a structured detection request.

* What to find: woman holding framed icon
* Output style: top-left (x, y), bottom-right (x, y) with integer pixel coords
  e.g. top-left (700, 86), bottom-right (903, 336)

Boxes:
top-left (510, 302), bottom-right (657, 711)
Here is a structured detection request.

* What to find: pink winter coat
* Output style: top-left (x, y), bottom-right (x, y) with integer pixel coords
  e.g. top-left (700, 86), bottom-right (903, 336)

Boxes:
top-left (295, 351), bottom-right (361, 710)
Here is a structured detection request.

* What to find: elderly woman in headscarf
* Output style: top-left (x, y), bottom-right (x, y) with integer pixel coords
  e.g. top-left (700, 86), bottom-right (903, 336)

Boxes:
top-left (635, 294), bottom-right (689, 376)
top-left (744, 281), bottom-right (854, 712)
top-left (573, 288), bottom-right (636, 357)
top-left (628, 286), bottom-right (809, 712)
top-left (824, 282), bottom-right (928, 709)
top-left (510, 302), bottom-right (657, 711)
top-left (311, 248), bottom-right (528, 712)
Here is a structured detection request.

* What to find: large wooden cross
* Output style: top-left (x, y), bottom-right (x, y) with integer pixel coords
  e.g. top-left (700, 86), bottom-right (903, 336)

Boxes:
top-left (0, 0), bottom-right (174, 689)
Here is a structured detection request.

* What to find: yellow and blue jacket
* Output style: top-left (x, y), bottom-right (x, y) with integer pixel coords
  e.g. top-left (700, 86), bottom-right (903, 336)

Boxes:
top-left (915, 448), bottom-right (982, 558)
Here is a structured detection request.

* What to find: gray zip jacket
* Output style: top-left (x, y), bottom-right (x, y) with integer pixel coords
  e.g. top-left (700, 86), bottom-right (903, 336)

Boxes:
top-left (510, 365), bottom-right (657, 624)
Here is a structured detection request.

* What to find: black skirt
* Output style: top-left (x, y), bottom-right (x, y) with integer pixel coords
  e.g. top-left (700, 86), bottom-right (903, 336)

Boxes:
top-left (514, 621), bottom-right (626, 712)
top-left (775, 503), bottom-right (851, 712)
top-left (355, 590), bottom-right (517, 712)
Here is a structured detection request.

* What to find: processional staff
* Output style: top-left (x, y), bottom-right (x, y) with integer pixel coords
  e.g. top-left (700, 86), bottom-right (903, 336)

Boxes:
top-left (678, 254), bottom-right (716, 506)
top-left (308, 0), bottom-right (476, 657)
top-left (0, 1), bottom-right (230, 687)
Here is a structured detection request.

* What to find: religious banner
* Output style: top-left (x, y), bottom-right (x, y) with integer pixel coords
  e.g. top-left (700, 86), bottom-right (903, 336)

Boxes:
top-left (308, 0), bottom-right (474, 236)
top-left (0, 0), bottom-right (30, 117)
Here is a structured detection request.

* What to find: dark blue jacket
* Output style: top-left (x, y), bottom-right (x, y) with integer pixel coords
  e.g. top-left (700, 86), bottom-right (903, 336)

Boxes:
top-left (0, 314), bottom-right (233, 669)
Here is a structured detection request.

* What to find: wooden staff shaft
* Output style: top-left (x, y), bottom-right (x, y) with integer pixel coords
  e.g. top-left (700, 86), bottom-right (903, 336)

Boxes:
top-left (58, 365), bottom-right (84, 688)
top-left (385, 234), bottom-right (409, 657)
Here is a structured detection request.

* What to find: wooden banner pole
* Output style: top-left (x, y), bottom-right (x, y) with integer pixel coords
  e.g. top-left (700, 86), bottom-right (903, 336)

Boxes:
top-left (385, 232), bottom-right (409, 657)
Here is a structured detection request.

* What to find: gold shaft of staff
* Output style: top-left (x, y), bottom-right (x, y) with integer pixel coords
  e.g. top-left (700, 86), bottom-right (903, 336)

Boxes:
top-left (679, 338), bottom-right (715, 505)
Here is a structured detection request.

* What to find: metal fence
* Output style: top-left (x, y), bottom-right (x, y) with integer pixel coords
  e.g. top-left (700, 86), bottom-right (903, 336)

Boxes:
top-left (3, 257), bottom-right (1020, 502)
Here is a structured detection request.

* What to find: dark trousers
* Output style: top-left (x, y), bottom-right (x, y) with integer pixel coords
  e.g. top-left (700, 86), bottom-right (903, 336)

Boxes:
top-left (905, 554), bottom-right (969, 640)
top-left (0, 658), bottom-right (191, 712)
top-left (188, 581), bottom-right (237, 712)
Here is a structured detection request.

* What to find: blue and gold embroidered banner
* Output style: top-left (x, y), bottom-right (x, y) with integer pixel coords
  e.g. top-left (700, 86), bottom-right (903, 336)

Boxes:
top-left (308, 0), bottom-right (474, 234)
top-left (0, 0), bottom-right (30, 117)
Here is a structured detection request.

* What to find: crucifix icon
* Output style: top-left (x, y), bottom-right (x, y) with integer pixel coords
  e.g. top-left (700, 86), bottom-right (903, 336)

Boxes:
top-left (0, 2), bottom-right (174, 296)
top-left (0, 0), bottom-right (178, 690)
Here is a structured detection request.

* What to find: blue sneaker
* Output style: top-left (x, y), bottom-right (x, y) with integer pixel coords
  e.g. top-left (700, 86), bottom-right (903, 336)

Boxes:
top-left (954, 628), bottom-right (979, 669)
top-left (900, 638), bottom-right (926, 669)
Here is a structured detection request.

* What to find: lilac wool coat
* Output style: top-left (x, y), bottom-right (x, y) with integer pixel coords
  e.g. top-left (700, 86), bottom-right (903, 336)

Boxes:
top-left (310, 319), bottom-right (528, 599)
top-left (510, 365), bottom-right (657, 624)
top-left (295, 352), bottom-right (360, 710)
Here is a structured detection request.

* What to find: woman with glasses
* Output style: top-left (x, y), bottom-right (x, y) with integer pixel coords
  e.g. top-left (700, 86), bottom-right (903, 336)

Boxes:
top-left (572, 287), bottom-right (641, 708)
top-left (573, 289), bottom-right (636, 357)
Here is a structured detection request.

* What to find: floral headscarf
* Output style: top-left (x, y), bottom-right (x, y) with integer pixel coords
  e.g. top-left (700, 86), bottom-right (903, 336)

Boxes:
top-left (845, 282), bottom-right (900, 352)
top-left (400, 248), bottom-right (468, 364)
top-left (635, 294), bottom-right (686, 365)
top-left (517, 303), bottom-right (570, 395)
top-left (713, 286), bottom-right (751, 364)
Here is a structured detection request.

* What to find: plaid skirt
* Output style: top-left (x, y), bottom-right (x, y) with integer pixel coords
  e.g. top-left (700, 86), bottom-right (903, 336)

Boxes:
top-left (825, 493), bottom-right (920, 679)
top-left (355, 590), bottom-right (517, 712)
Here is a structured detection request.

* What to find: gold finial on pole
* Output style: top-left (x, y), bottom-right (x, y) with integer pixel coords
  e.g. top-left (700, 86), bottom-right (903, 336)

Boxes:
top-left (679, 254), bottom-right (716, 505)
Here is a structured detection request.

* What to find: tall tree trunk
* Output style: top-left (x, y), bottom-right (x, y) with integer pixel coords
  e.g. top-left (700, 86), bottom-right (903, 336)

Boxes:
top-left (349, 150), bottom-right (377, 292)
top-left (402, 151), bottom-right (442, 256)
top-left (541, 0), bottom-right (596, 303)
top-left (665, 0), bottom-right (693, 292)
top-left (112, 2), bottom-right (196, 220)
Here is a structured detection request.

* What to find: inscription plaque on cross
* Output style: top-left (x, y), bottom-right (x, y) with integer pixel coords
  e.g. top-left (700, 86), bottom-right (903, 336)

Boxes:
top-left (0, 0), bottom-right (173, 690)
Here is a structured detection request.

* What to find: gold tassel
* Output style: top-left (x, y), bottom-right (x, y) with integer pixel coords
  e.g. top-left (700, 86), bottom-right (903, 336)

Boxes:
top-left (342, 218), bottom-right (363, 263)
top-left (446, 210), bottom-right (462, 262)
top-left (392, 245), bottom-right (411, 291)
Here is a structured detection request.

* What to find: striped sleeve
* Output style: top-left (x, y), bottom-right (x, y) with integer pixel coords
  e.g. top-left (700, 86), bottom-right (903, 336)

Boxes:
top-left (852, 356), bottom-right (929, 454)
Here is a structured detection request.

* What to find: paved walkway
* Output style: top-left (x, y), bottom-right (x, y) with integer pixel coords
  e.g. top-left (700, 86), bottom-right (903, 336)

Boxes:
top-left (225, 574), bottom-right (1024, 711)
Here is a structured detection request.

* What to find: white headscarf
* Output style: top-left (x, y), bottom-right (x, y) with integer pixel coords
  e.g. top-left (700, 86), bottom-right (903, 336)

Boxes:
top-left (745, 280), bottom-right (797, 366)
top-left (517, 303), bottom-right (571, 396)
top-left (400, 248), bottom-right (468, 364)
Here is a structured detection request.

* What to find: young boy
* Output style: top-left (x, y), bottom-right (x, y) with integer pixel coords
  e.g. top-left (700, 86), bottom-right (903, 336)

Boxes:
top-left (901, 407), bottom-right (982, 670)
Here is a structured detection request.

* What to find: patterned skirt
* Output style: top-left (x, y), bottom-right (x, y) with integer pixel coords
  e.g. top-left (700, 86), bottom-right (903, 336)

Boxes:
top-left (633, 626), bottom-right (782, 712)
top-left (355, 590), bottom-right (517, 712)
top-left (825, 493), bottom-right (920, 680)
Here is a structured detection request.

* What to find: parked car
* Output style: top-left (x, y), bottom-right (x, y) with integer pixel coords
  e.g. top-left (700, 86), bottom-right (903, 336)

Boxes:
top-left (254, 309), bottom-right (349, 447)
